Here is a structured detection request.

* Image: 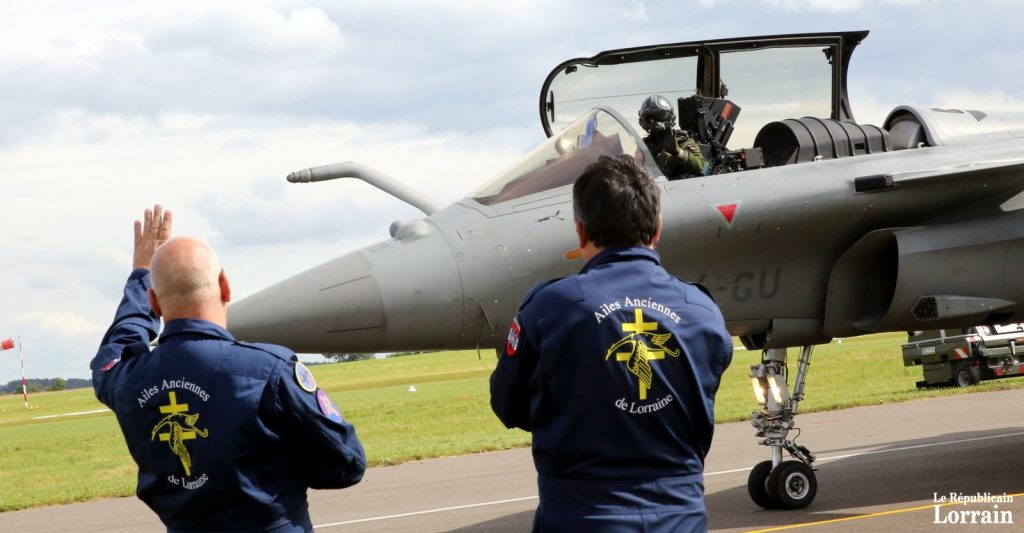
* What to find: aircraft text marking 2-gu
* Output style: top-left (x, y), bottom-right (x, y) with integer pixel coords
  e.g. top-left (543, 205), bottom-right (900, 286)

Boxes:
top-left (228, 31), bottom-right (1024, 510)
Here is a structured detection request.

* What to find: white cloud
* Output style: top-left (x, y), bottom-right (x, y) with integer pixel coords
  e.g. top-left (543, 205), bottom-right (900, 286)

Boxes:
top-left (348, 0), bottom-right (558, 23)
top-left (0, 109), bottom-right (529, 246)
top-left (159, 113), bottom-right (216, 131)
top-left (759, 0), bottom-right (929, 11)
top-left (847, 83), bottom-right (898, 126)
top-left (934, 89), bottom-right (1024, 112)
top-left (613, 1), bottom-right (649, 21)
top-left (0, 0), bottom-right (564, 147)
top-left (762, 0), bottom-right (865, 11)
top-left (144, 6), bottom-right (345, 61)
top-left (17, 312), bottom-right (107, 337)
top-left (849, 84), bottom-right (1024, 128)
top-left (0, 2), bottom-right (345, 64)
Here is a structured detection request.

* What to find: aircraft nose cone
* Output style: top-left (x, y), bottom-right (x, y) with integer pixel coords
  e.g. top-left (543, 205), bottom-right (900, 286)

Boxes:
top-left (228, 228), bottom-right (464, 354)
top-left (229, 251), bottom-right (386, 353)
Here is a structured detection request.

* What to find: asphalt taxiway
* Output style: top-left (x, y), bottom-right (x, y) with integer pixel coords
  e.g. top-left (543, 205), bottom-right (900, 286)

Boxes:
top-left (3, 388), bottom-right (1023, 532)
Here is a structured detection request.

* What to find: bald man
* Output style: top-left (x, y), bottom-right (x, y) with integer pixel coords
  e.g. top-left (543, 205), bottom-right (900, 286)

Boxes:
top-left (91, 205), bottom-right (365, 533)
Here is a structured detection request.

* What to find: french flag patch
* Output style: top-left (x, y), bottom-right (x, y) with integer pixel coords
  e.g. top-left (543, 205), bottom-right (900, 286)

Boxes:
top-left (100, 358), bottom-right (120, 372)
top-left (506, 318), bottom-right (521, 357)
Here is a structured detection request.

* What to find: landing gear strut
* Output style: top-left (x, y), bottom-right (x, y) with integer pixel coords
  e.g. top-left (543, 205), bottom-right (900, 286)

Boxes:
top-left (747, 346), bottom-right (818, 509)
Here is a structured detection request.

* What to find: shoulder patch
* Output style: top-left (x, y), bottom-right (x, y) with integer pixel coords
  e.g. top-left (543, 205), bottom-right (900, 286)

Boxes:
top-left (316, 389), bottom-right (344, 422)
top-left (505, 317), bottom-right (521, 357)
top-left (295, 362), bottom-right (317, 392)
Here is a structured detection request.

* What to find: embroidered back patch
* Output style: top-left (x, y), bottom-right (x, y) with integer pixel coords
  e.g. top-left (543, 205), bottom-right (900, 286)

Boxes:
top-left (151, 391), bottom-right (209, 477)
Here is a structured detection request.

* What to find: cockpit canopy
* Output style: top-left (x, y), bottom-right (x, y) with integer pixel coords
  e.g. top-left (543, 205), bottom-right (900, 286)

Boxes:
top-left (540, 31), bottom-right (867, 148)
top-left (470, 32), bottom-right (872, 208)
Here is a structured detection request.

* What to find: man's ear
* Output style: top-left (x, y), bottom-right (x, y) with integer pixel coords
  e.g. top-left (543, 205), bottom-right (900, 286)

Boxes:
top-left (650, 215), bottom-right (663, 248)
top-left (575, 218), bottom-right (588, 249)
top-left (219, 270), bottom-right (232, 304)
top-left (147, 288), bottom-right (163, 317)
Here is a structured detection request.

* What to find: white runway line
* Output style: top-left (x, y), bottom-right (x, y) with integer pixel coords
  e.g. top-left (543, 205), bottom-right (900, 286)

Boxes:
top-left (706, 430), bottom-right (1024, 476)
top-left (315, 430), bottom-right (1024, 529)
top-left (314, 496), bottom-right (539, 529)
top-left (32, 408), bottom-right (110, 420)
top-left (812, 430), bottom-right (1024, 462)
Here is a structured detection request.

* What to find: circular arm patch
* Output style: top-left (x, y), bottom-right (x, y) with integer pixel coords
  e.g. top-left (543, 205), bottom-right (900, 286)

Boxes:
top-left (506, 318), bottom-right (521, 357)
top-left (295, 362), bottom-right (317, 392)
top-left (316, 389), bottom-right (344, 422)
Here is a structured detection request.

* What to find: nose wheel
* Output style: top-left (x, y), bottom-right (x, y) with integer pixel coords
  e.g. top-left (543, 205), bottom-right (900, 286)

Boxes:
top-left (747, 460), bottom-right (778, 509)
top-left (748, 460), bottom-right (818, 509)
top-left (748, 346), bottom-right (819, 510)
top-left (748, 459), bottom-right (818, 510)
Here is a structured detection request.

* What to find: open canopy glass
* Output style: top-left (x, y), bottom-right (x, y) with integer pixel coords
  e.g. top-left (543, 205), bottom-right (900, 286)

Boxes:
top-left (472, 108), bottom-right (644, 206)
top-left (540, 32), bottom-right (866, 149)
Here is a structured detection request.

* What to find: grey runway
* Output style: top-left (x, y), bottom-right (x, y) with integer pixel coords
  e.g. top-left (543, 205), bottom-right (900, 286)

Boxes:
top-left (4, 388), bottom-right (1023, 532)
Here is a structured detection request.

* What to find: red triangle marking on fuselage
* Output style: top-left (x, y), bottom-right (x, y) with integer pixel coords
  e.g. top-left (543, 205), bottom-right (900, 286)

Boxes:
top-left (717, 203), bottom-right (738, 224)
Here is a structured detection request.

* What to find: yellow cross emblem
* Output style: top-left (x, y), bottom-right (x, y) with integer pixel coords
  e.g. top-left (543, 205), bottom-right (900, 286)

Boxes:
top-left (151, 391), bottom-right (209, 476)
top-left (605, 309), bottom-right (680, 400)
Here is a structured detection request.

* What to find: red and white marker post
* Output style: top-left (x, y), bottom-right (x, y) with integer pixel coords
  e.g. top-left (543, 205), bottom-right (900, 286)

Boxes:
top-left (1, 337), bottom-right (27, 407)
top-left (19, 337), bottom-right (28, 408)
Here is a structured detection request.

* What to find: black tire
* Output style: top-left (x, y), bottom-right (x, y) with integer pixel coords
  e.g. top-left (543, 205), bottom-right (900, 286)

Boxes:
top-left (767, 460), bottom-right (817, 509)
top-left (968, 365), bottom-right (982, 385)
top-left (747, 460), bottom-right (778, 509)
top-left (954, 365), bottom-right (981, 387)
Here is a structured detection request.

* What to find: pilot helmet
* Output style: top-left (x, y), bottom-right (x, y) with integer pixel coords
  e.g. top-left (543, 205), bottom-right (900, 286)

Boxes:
top-left (639, 95), bottom-right (675, 133)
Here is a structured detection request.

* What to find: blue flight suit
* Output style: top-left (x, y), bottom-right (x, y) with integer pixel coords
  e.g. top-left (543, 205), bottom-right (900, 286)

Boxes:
top-left (490, 247), bottom-right (732, 532)
top-left (91, 269), bottom-right (366, 532)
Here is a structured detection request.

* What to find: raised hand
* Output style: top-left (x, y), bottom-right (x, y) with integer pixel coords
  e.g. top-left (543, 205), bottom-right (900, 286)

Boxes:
top-left (133, 204), bottom-right (173, 271)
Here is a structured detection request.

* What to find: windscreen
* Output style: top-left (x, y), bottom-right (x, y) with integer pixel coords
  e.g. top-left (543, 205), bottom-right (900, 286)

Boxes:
top-left (545, 55), bottom-right (699, 136)
top-left (472, 109), bottom-right (643, 206)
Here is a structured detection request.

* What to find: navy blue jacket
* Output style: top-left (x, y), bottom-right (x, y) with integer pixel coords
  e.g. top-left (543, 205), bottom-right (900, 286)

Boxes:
top-left (92, 269), bottom-right (366, 532)
top-left (490, 247), bottom-right (732, 529)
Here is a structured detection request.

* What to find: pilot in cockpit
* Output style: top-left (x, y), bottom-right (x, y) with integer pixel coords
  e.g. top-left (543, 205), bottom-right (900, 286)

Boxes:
top-left (639, 95), bottom-right (709, 180)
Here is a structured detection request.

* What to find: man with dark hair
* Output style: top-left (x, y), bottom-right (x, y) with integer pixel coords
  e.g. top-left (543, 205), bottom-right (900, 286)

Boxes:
top-left (91, 205), bottom-right (366, 532)
top-left (490, 155), bottom-right (732, 532)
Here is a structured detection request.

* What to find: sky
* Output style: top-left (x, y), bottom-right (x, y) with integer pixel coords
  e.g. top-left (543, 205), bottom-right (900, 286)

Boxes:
top-left (2, 0), bottom-right (1023, 381)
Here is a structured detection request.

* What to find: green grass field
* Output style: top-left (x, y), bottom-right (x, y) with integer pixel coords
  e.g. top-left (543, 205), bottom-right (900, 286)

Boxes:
top-left (4, 332), bottom-right (1024, 512)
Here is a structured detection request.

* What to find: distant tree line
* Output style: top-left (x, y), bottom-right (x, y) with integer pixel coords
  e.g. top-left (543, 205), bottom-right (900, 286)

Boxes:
top-left (321, 351), bottom-right (428, 363)
top-left (322, 353), bottom-right (376, 363)
top-left (387, 351), bottom-right (427, 358)
top-left (3, 377), bottom-right (91, 394)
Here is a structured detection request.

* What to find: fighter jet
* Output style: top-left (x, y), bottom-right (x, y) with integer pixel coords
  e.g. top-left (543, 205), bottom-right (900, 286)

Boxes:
top-left (228, 31), bottom-right (1024, 509)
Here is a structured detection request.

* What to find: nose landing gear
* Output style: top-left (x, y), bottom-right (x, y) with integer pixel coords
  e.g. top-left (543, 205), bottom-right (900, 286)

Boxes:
top-left (747, 346), bottom-right (818, 509)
